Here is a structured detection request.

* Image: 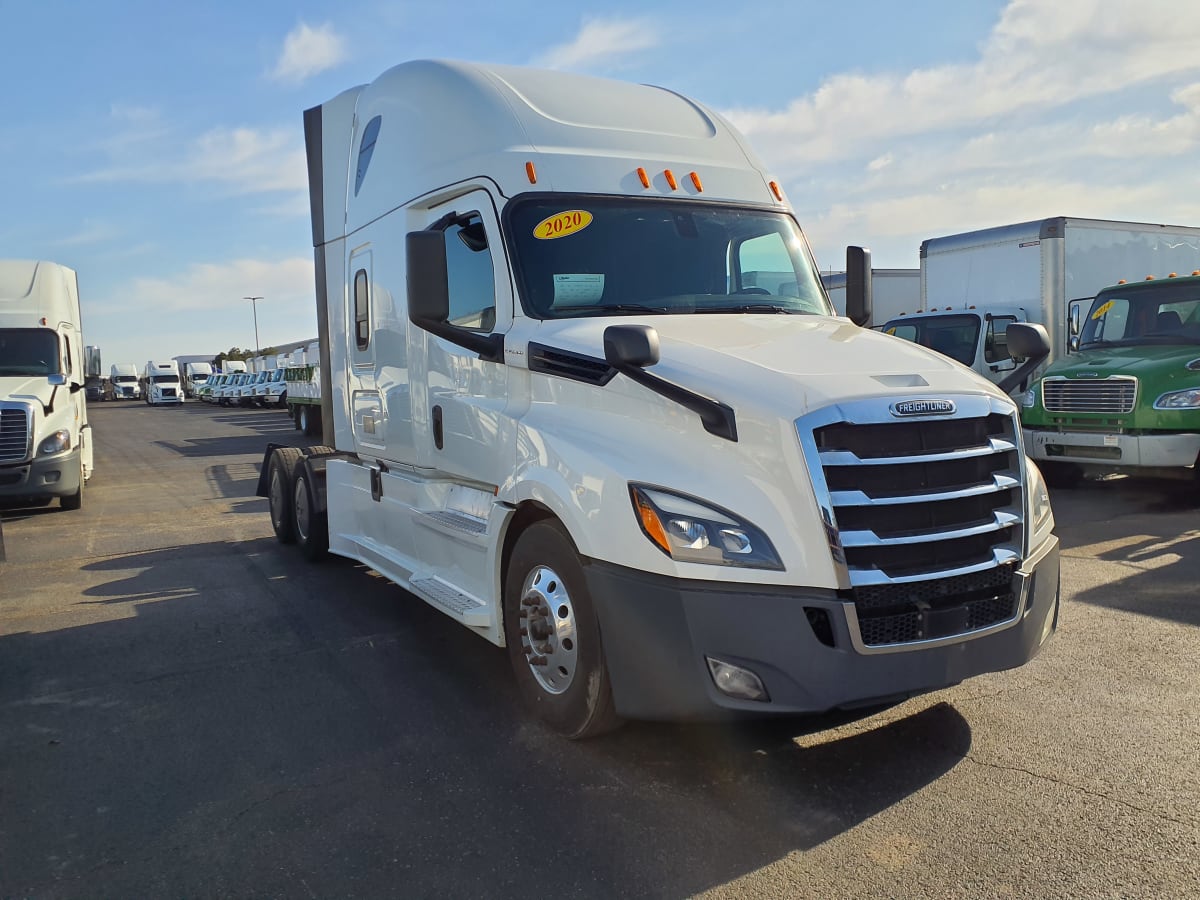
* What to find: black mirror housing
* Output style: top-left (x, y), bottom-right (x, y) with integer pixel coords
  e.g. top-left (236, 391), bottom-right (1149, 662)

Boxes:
top-left (604, 325), bottom-right (660, 368)
top-left (845, 246), bottom-right (873, 327)
top-left (407, 230), bottom-right (450, 326)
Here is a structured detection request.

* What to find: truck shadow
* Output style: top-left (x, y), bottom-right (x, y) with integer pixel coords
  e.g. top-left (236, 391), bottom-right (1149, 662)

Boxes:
top-left (1, 537), bottom-right (972, 897)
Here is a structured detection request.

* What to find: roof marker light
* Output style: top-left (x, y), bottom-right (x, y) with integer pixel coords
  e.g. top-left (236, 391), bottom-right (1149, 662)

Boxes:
top-left (1118, 279), bottom-right (1127, 284)
top-left (1145, 275), bottom-right (1155, 280)
top-left (769, 181), bottom-right (784, 202)
top-left (1169, 272), bottom-right (1178, 278)
top-left (525, 161), bottom-right (537, 184)
top-left (1194, 270), bottom-right (1200, 276)
top-left (689, 171), bottom-right (703, 192)
top-left (636, 167), bottom-right (650, 189)
top-left (664, 169), bottom-right (678, 191)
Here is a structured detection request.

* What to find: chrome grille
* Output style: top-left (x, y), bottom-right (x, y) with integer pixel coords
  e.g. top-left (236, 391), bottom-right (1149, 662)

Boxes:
top-left (1042, 376), bottom-right (1136, 414)
top-left (0, 406), bottom-right (32, 463)
top-left (797, 395), bottom-right (1025, 652)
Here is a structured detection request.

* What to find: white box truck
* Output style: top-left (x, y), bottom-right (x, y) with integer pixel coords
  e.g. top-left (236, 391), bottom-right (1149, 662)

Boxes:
top-left (0, 260), bottom-right (94, 510)
top-left (879, 218), bottom-right (1200, 390)
top-left (143, 360), bottom-right (183, 405)
top-left (258, 60), bottom-right (1060, 738)
top-left (108, 363), bottom-right (141, 400)
top-left (182, 361), bottom-right (213, 398)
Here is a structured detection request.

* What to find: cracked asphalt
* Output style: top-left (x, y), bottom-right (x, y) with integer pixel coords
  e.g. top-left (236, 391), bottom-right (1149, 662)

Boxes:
top-left (1, 402), bottom-right (1198, 898)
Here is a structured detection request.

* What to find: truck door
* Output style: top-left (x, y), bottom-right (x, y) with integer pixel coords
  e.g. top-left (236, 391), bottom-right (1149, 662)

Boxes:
top-left (347, 247), bottom-right (388, 455)
top-left (983, 314), bottom-right (1021, 380)
top-left (411, 190), bottom-right (513, 488)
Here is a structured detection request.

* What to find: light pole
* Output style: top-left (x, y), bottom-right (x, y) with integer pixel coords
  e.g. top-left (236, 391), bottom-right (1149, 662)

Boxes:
top-left (244, 296), bottom-right (263, 357)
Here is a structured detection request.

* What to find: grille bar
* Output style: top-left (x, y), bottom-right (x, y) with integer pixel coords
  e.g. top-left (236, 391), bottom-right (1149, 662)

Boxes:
top-left (1042, 376), bottom-right (1136, 414)
top-left (840, 510), bottom-right (1020, 548)
top-left (819, 436), bottom-right (1018, 467)
top-left (830, 473), bottom-right (1020, 507)
top-left (0, 406), bottom-right (33, 463)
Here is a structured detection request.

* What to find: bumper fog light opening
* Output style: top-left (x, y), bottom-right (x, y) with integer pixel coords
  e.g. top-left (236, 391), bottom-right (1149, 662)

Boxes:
top-left (706, 656), bottom-right (769, 702)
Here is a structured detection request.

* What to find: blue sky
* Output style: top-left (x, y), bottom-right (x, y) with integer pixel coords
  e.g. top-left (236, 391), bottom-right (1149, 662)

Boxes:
top-left (3, 1), bottom-right (1199, 368)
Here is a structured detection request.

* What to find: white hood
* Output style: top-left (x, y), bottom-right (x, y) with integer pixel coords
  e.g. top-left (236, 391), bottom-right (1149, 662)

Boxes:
top-left (527, 314), bottom-right (1005, 416)
top-left (0, 375), bottom-right (57, 408)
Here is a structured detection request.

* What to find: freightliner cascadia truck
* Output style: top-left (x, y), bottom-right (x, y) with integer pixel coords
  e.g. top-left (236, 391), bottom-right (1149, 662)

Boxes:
top-left (258, 60), bottom-right (1061, 738)
top-left (0, 260), bottom-right (94, 510)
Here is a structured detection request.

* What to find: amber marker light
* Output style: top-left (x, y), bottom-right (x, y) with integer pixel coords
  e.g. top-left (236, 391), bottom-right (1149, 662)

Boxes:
top-left (1169, 272), bottom-right (1178, 278)
top-left (664, 169), bottom-right (678, 190)
top-left (632, 488), bottom-right (671, 555)
top-left (636, 167), bottom-right (651, 189)
top-left (689, 171), bottom-right (703, 192)
top-left (769, 181), bottom-right (784, 202)
top-left (1146, 275), bottom-right (1155, 280)
top-left (525, 161), bottom-right (537, 184)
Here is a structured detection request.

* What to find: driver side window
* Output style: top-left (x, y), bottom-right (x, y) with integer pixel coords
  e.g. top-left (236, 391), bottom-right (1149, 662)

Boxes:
top-left (445, 214), bottom-right (496, 331)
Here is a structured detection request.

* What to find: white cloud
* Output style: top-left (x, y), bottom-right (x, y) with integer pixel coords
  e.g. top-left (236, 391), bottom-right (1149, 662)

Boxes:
top-left (271, 22), bottom-right (346, 84)
top-left (536, 17), bottom-right (659, 70)
top-left (113, 257), bottom-right (315, 314)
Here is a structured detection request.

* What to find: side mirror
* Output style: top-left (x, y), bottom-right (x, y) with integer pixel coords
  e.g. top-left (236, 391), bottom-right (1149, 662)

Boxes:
top-left (1069, 303), bottom-right (1082, 336)
top-left (48, 374), bottom-right (67, 386)
top-left (997, 323), bottom-right (1051, 396)
top-left (844, 246), bottom-right (873, 327)
top-left (405, 229), bottom-right (503, 363)
top-left (604, 325), bottom-right (660, 368)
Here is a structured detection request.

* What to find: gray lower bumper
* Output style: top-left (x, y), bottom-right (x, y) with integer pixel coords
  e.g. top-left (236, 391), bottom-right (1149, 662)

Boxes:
top-left (0, 448), bottom-right (82, 503)
top-left (585, 538), bottom-right (1060, 720)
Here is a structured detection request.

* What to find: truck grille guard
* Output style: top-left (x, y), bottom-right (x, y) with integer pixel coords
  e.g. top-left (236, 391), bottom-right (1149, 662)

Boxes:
top-left (796, 394), bottom-right (1029, 654)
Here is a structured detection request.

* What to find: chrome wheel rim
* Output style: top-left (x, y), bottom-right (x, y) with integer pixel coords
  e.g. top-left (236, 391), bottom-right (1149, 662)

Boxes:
top-left (520, 565), bottom-right (578, 694)
top-left (293, 477), bottom-right (310, 542)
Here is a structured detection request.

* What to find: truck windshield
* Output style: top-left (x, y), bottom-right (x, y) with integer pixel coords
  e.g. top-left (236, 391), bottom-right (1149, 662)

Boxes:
top-left (150, 374), bottom-right (178, 383)
top-left (1080, 281), bottom-right (1200, 347)
top-left (114, 375), bottom-right (137, 383)
top-left (0, 329), bottom-right (62, 376)
top-left (507, 197), bottom-right (829, 319)
top-left (883, 314), bottom-right (980, 366)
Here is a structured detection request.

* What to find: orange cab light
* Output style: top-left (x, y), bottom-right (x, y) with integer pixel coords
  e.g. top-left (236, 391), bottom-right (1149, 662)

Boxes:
top-left (1118, 279), bottom-right (1127, 284)
top-left (689, 171), bottom-right (703, 192)
top-left (1168, 272), bottom-right (1178, 278)
top-left (768, 181), bottom-right (784, 202)
top-left (1194, 270), bottom-right (1200, 276)
top-left (1145, 275), bottom-right (1155, 280)
top-left (525, 161), bottom-right (537, 184)
top-left (664, 169), bottom-right (678, 190)
top-left (634, 491), bottom-right (671, 554)
top-left (636, 167), bottom-right (650, 189)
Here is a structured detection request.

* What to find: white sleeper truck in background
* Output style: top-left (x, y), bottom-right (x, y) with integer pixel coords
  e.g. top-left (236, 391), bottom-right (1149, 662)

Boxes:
top-left (143, 360), bottom-right (183, 406)
top-left (259, 59), bottom-right (1061, 738)
top-left (0, 259), bottom-right (94, 510)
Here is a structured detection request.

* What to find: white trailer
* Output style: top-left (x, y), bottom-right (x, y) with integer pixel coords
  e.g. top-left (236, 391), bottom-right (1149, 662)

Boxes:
top-left (886, 218), bottom-right (1200, 388)
top-left (143, 359), bottom-right (183, 405)
top-left (259, 59), bottom-right (1060, 738)
top-left (823, 268), bottom-right (920, 326)
top-left (0, 260), bottom-right (94, 510)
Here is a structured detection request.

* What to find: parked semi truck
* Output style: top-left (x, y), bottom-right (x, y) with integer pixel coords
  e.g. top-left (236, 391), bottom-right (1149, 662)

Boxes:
top-left (880, 218), bottom-right (1200, 390)
top-left (108, 363), bottom-right (141, 400)
top-left (259, 59), bottom-right (1060, 738)
top-left (182, 361), bottom-right (213, 399)
top-left (143, 360), bottom-right (183, 405)
top-left (0, 259), bottom-right (94, 510)
top-left (1022, 271), bottom-right (1200, 485)
top-left (824, 268), bottom-right (920, 327)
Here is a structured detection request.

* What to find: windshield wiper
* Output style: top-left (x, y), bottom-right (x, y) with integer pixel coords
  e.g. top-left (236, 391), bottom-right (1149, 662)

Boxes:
top-left (556, 304), bottom-right (671, 316)
top-left (695, 304), bottom-right (796, 314)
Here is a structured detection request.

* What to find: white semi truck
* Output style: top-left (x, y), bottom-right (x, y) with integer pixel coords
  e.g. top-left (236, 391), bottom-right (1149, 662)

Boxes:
top-left (0, 259), bottom-right (94, 510)
top-left (143, 359), bottom-right (183, 405)
top-left (259, 60), bottom-right (1060, 738)
top-left (182, 361), bottom-right (213, 399)
top-left (109, 363), bottom-right (141, 400)
top-left (880, 218), bottom-right (1200, 390)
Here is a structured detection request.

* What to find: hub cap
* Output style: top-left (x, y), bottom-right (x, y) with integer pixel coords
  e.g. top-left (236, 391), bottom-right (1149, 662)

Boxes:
top-left (520, 565), bottom-right (578, 694)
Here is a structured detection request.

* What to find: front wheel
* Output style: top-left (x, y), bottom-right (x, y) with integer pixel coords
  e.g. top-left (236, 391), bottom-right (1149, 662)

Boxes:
top-left (503, 521), bottom-right (621, 739)
top-left (60, 458), bottom-right (83, 511)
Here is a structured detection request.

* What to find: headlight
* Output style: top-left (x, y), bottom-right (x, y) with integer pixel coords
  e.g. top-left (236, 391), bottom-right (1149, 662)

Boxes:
top-left (1021, 386), bottom-right (1037, 409)
top-left (1025, 460), bottom-right (1055, 553)
top-left (1153, 388), bottom-right (1200, 410)
top-left (38, 429), bottom-right (72, 455)
top-left (629, 485), bottom-right (783, 570)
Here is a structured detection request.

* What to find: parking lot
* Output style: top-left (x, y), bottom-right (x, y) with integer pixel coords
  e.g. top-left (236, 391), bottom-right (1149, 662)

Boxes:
top-left (1, 400), bottom-right (1198, 898)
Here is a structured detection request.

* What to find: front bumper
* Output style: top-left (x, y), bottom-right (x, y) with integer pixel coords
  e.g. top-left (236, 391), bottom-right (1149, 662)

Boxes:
top-left (586, 537), bottom-right (1060, 720)
top-left (1024, 428), bottom-right (1200, 468)
top-left (0, 447), bottom-right (82, 503)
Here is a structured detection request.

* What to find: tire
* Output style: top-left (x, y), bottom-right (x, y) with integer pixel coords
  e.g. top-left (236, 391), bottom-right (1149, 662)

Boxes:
top-left (298, 405), bottom-right (310, 435)
top-left (503, 521), bottom-right (621, 739)
top-left (267, 447), bottom-right (304, 543)
top-left (292, 463), bottom-right (328, 561)
top-left (1041, 461), bottom-right (1083, 489)
top-left (60, 458), bottom-right (83, 511)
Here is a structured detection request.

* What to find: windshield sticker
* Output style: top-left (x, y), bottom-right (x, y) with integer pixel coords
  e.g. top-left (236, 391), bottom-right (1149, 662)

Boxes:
top-left (534, 210), bottom-right (593, 240)
top-left (1092, 299), bottom-right (1115, 320)
top-left (553, 274), bottom-right (605, 306)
